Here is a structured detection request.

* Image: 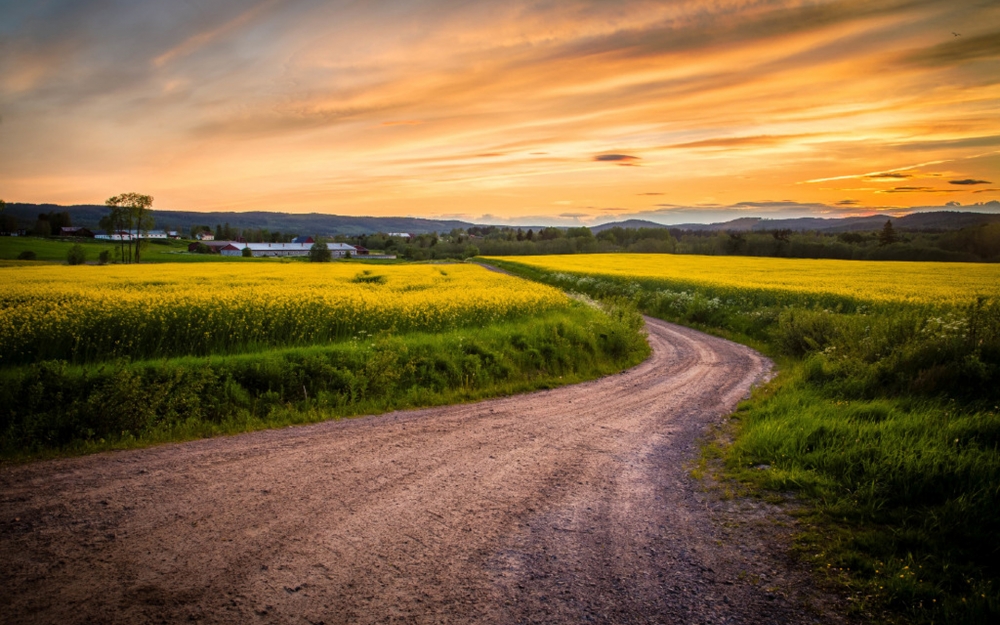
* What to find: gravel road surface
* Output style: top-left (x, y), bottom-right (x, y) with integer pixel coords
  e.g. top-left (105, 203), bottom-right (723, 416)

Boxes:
top-left (1, 318), bottom-right (849, 624)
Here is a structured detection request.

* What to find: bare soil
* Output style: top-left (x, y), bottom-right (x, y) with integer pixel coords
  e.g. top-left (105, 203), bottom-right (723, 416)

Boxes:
top-left (0, 318), bottom-right (851, 624)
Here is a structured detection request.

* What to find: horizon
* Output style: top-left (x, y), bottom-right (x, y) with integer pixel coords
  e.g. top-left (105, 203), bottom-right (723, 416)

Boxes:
top-left (10, 199), bottom-right (1000, 229)
top-left (2, 1), bottom-right (998, 224)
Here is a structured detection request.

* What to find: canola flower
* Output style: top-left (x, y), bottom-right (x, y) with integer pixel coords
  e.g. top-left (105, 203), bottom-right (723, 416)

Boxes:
top-left (0, 263), bottom-right (567, 366)
top-left (488, 254), bottom-right (1000, 305)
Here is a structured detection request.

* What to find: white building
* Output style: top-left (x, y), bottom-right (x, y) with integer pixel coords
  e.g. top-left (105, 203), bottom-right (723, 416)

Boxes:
top-left (94, 230), bottom-right (132, 241)
top-left (221, 241), bottom-right (359, 258)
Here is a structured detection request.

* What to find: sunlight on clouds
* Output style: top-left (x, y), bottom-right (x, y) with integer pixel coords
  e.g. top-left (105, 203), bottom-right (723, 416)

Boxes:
top-left (0, 0), bottom-right (997, 218)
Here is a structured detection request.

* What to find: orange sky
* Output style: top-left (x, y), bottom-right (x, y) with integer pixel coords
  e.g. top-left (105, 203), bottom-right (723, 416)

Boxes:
top-left (1, 0), bottom-right (998, 225)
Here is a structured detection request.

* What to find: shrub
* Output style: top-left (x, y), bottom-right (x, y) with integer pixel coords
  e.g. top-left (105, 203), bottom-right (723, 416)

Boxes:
top-left (98, 250), bottom-right (110, 265)
top-left (17, 250), bottom-right (37, 261)
top-left (67, 244), bottom-right (87, 265)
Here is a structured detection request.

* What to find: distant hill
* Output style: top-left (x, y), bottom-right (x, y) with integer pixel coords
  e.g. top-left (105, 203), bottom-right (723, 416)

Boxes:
top-left (595, 210), bottom-right (1000, 233)
top-left (4, 203), bottom-right (478, 236)
top-left (10, 202), bottom-right (1000, 236)
top-left (590, 219), bottom-right (673, 233)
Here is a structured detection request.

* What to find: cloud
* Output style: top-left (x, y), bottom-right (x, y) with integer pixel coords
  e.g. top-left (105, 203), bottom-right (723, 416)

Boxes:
top-left (663, 133), bottom-right (819, 149)
top-left (153, 1), bottom-right (281, 68)
top-left (559, 212), bottom-right (590, 219)
top-left (381, 120), bottom-right (424, 126)
top-left (900, 31), bottom-right (1000, 67)
top-left (949, 178), bottom-right (992, 185)
top-left (836, 199), bottom-right (860, 206)
top-left (637, 192), bottom-right (663, 196)
top-left (879, 186), bottom-right (962, 194)
top-left (890, 135), bottom-right (1000, 152)
top-left (594, 154), bottom-right (641, 166)
top-left (864, 172), bottom-right (912, 181)
top-left (973, 188), bottom-right (1000, 194)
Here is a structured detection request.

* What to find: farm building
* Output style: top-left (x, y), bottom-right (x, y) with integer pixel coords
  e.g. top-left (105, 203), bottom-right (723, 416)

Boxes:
top-left (212, 241), bottom-right (359, 258)
top-left (188, 240), bottom-right (235, 253)
top-left (95, 229), bottom-right (168, 240)
top-left (95, 230), bottom-right (132, 241)
top-left (59, 227), bottom-right (94, 237)
top-left (291, 235), bottom-right (315, 244)
top-left (219, 244), bottom-right (245, 257)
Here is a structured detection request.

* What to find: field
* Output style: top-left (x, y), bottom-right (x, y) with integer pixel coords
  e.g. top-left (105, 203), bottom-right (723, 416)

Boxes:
top-left (0, 235), bottom-right (229, 263)
top-left (0, 262), bottom-right (649, 459)
top-left (0, 263), bottom-right (567, 365)
top-left (490, 253), bottom-right (1000, 305)
top-left (484, 254), bottom-right (1000, 625)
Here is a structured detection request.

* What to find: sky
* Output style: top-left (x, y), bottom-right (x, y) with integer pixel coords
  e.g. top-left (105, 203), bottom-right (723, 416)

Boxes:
top-left (1, 0), bottom-right (998, 226)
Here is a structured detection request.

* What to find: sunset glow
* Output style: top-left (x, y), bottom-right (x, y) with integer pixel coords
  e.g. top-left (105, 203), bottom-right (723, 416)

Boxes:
top-left (2, 0), bottom-right (998, 224)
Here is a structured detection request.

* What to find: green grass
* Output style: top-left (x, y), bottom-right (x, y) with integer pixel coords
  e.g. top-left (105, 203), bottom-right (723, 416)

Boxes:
top-left (0, 236), bottom-right (271, 263)
top-left (483, 257), bottom-right (1000, 625)
top-left (1, 302), bottom-right (649, 462)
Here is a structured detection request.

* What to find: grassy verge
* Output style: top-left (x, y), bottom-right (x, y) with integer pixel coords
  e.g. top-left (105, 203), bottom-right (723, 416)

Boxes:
top-left (482, 256), bottom-right (1000, 624)
top-left (0, 303), bottom-right (649, 462)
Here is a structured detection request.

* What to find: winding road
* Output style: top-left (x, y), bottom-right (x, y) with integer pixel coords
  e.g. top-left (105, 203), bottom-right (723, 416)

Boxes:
top-left (0, 318), bottom-right (848, 624)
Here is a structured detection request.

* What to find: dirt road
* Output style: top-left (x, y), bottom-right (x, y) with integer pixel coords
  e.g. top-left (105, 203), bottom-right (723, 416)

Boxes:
top-left (1, 318), bottom-right (847, 624)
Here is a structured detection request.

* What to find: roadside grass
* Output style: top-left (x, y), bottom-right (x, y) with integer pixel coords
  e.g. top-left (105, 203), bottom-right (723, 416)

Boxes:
top-left (0, 303), bottom-right (649, 462)
top-left (482, 255), bottom-right (1000, 625)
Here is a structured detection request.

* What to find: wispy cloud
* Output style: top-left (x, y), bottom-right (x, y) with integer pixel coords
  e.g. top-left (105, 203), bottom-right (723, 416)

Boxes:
top-left (1, 0), bottom-right (998, 218)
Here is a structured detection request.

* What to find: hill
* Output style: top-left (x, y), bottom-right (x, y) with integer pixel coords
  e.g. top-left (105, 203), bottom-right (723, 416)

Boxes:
top-left (594, 210), bottom-right (1000, 233)
top-left (4, 203), bottom-right (477, 237)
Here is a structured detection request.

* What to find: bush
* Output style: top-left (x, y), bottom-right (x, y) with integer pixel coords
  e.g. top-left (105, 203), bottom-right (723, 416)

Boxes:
top-left (241, 246), bottom-right (253, 258)
top-left (67, 244), bottom-right (87, 265)
top-left (17, 250), bottom-right (36, 261)
top-left (98, 250), bottom-right (110, 265)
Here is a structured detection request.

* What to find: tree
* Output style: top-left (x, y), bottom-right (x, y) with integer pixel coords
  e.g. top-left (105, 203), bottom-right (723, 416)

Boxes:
top-left (878, 219), bottom-right (898, 247)
top-left (309, 241), bottom-right (331, 262)
top-left (33, 216), bottom-right (51, 237)
top-left (98, 250), bottom-right (110, 265)
top-left (104, 193), bottom-right (154, 263)
top-left (67, 244), bottom-right (87, 265)
top-left (241, 246), bottom-right (253, 258)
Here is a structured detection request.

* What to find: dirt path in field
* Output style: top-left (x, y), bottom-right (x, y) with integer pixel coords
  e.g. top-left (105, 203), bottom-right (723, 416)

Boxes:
top-left (0, 318), bottom-right (850, 625)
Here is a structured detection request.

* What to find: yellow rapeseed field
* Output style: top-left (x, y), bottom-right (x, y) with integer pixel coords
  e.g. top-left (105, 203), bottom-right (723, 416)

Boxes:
top-left (0, 263), bottom-right (568, 365)
top-left (489, 254), bottom-right (1000, 305)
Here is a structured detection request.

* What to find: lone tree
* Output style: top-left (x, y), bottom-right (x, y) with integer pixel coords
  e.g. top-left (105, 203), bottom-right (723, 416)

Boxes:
top-left (101, 193), bottom-right (154, 263)
top-left (878, 219), bottom-right (899, 247)
top-left (309, 241), bottom-right (331, 262)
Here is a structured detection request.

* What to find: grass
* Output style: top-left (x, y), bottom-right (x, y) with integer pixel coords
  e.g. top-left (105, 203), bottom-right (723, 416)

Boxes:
top-left (0, 301), bottom-right (649, 462)
top-left (483, 254), bottom-right (1000, 625)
